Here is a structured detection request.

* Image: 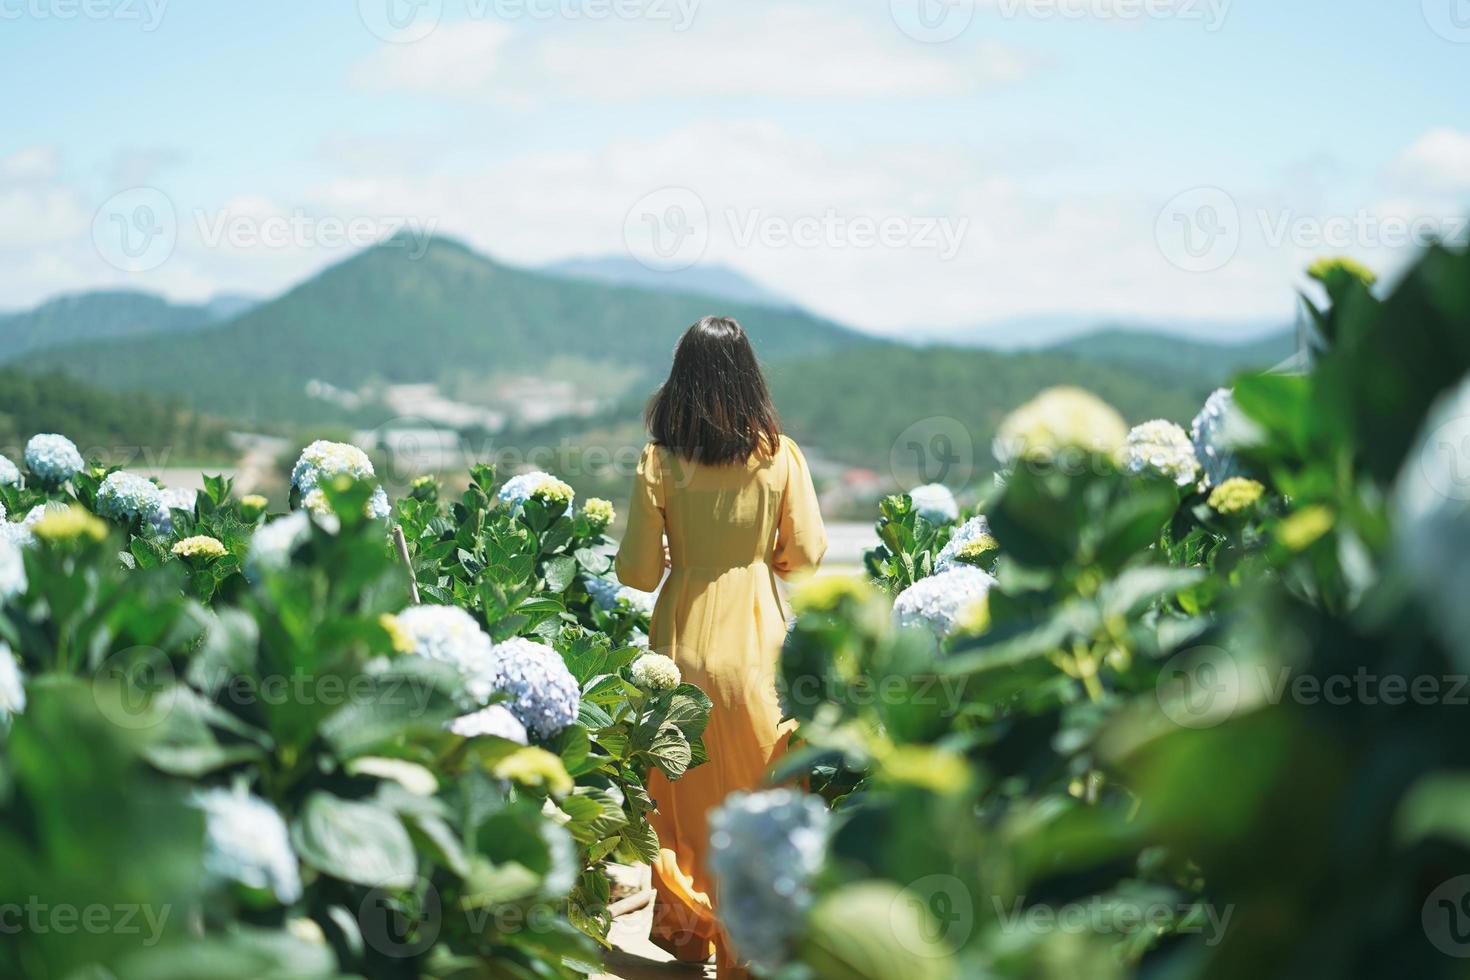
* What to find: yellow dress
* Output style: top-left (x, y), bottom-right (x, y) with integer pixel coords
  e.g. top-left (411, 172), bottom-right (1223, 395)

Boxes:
top-left (616, 435), bottom-right (827, 978)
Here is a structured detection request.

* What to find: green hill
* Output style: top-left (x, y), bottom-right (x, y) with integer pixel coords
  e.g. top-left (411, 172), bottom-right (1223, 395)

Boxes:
top-left (18, 238), bottom-right (866, 425)
top-left (0, 290), bottom-right (231, 362)
top-left (1050, 327), bottom-right (1296, 383)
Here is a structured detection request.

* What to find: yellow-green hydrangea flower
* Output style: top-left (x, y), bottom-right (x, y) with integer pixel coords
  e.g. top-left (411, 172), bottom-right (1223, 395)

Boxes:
top-left (1208, 477), bottom-right (1265, 515)
top-left (993, 386), bottom-right (1128, 464)
top-left (378, 613), bottom-right (415, 654)
top-left (172, 535), bottom-right (228, 559)
top-left (1278, 505), bottom-right (1334, 551)
top-left (1308, 256), bottom-right (1377, 288)
top-left (790, 574), bottom-right (875, 615)
top-left (240, 494), bottom-right (268, 516)
top-left (32, 505), bottom-right (107, 543)
top-left (583, 497), bottom-right (615, 531)
top-left (492, 746), bottom-right (573, 796)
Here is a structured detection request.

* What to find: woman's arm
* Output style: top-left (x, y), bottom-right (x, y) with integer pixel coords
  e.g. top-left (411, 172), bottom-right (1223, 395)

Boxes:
top-left (773, 437), bottom-right (828, 579)
top-left (616, 443), bottom-right (668, 592)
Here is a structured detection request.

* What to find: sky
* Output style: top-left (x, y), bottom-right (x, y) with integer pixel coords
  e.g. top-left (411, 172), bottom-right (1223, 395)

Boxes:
top-left (1, 0), bottom-right (1467, 340)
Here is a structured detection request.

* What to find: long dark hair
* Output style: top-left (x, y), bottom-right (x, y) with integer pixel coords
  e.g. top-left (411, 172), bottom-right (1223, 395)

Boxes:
top-left (646, 316), bottom-right (782, 465)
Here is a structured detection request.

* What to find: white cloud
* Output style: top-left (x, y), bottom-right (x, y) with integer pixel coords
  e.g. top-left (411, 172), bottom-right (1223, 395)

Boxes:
top-left (351, 5), bottom-right (1029, 105)
top-left (1390, 128), bottom-right (1470, 194)
top-left (0, 146), bottom-right (61, 182)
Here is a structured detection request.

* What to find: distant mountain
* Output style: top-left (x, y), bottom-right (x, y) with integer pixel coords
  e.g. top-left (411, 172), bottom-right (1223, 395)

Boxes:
top-left (1050, 327), bottom-right (1298, 385)
top-left (19, 238), bottom-right (866, 424)
top-left (919, 314), bottom-right (1288, 350)
top-left (541, 256), bottom-right (795, 310)
top-left (0, 290), bottom-right (239, 362)
top-left (203, 293), bottom-right (259, 321)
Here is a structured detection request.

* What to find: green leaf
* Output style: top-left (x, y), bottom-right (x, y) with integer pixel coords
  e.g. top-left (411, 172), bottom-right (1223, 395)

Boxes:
top-left (291, 792), bottom-right (418, 888)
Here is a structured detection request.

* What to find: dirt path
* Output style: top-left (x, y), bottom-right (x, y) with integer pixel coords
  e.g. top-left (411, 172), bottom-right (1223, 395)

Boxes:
top-left (594, 866), bottom-right (715, 980)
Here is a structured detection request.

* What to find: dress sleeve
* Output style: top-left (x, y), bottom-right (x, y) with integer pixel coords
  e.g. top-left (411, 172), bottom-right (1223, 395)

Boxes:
top-left (616, 443), bottom-right (667, 592)
top-left (773, 437), bottom-right (827, 579)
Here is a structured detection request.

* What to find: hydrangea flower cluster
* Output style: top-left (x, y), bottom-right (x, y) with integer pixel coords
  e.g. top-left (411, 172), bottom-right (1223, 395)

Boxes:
top-left (95, 471), bottom-right (164, 524)
top-left (708, 789), bottom-right (831, 973)
top-left (584, 575), bottom-right (657, 618)
top-left (630, 653), bottom-right (681, 691)
top-left (150, 486), bottom-right (199, 535)
top-left (290, 441), bottom-right (391, 520)
top-left (583, 497), bottom-right (616, 531)
top-left (892, 566), bottom-right (997, 637)
top-left (0, 642), bottom-right (24, 723)
top-left (449, 703), bottom-right (529, 744)
top-left (31, 504), bottom-right (106, 543)
top-left (0, 538), bottom-right (28, 600)
top-left (1208, 477), bottom-right (1265, 515)
top-left (1191, 388), bottom-right (1250, 488)
top-left (395, 605), bottom-right (497, 701)
top-left (498, 471), bottom-right (575, 508)
top-left (302, 485), bottom-right (392, 522)
top-left (1121, 419), bottom-right (1201, 488)
top-left (1395, 376), bottom-right (1470, 665)
top-left (993, 386), bottom-right (1128, 465)
top-left (908, 483), bottom-right (959, 524)
top-left (487, 637), bottom-right (581, 740)
top-left (172, 535), bottom-right (228, 559)
top-left (245, 512), bottom-right (312, 580)
top-left (0, 454), bottom-right (20, 487)
top-left (934, 515), bottom-right (997, 573)
top-left (24, 434), bottom-right (84, 487)
top-left (192, 787), bottom-right (302, 903)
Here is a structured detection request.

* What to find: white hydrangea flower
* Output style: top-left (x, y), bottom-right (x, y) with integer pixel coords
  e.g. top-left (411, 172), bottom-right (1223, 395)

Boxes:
top-left (291, 440), bottom-right (376, 493)
top-left (0, 455), bottom-right (19, 487)
top-left (0, 537), bottom-right (27, 600)
top-left (630, 653), bottom-right (681, 692)
top-left (367, 485), bottom-right (392, 520)
top-left (583, 575), bottom-right (656, 618)
top-left (245, 511), bottom-right (312, 580)
top-left (1190, 388), bottom-right (1258, 488)
top-left (95, 472), bottom-right (165, 524)
top-left (487, 637), bottom-right (581, 740)
top-left (1121, 419), bottom-right (1201, 488)
top-left (908, 483), bottom-right (959, 525)
top-left (934, 515), bottom-right (997, 573)
top-left (0, 522), bottom-right (32, 549)
top-left (708, 789), bottom-right (830, 973)
top-left (24, 434), bottom-right (84, 486)
top-left (301, 484), bottom-right (391, 523)
top-left (0, 643), bottom-right (25, 723)
top-left (0, 499), bottom-right (5, 522)
top-left (449, 704), bottom-right (528, 744)
top-left (497, 471), bottom-right (575, 508)
top-left (892, 566), bottom-right (996, 637)
top-left (396, 605), bottom-right (498, 702)
top-left (192, 787), bottom-right (302, 903)
top-left (150, 486), bottom-right (198, 535)
top-left (993, 387), bottom-right (1128, 465)
top-left (1395, 375), bottom-right (1470, 667)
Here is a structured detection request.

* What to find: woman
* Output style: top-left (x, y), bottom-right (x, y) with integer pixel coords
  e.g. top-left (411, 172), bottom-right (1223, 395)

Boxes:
top-left (616, 315), bottom-right (827, 977)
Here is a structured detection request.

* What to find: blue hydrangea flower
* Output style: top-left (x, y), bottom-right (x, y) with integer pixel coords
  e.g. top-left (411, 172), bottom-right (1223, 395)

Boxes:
top-left (708, 789), bottom-right (830, 973)
top-left (934, 514), bottom-right (996, 573)
top-left (0, 455), bottom-right (20, 487)
top-left (0, 642), bottom-right (24, 724)
top-left (1190, 388), bottom-right (1257, 488)
top-left (908, 483), bottom-right (959, 524)
top-left (487, 637), bottom-right (581, 740)
top-left (367, 485), bottom-right (392, 520)
top-left (192, 787), bottom-right (302, 903)
top-left (95, 472), bottom-right (165, 525)
top-left (0, 537), bottom-right (26, 600)
top-left (24, 434), bottom-right (84, 487)
top-left (150, 486), bottom-right (198, 535)
top-left (396, 605), bottom-right (498, 702)
top-left (497, 471), bottom-right (575, 508)
top-left (893, 566), bottom-right (996, 637)
top-left (583, 575), bottom-right (656, 618)
top-left (1122, 419), bottom-right (1201, 488)
top-left (449, 704), bottom-right (529, 744)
